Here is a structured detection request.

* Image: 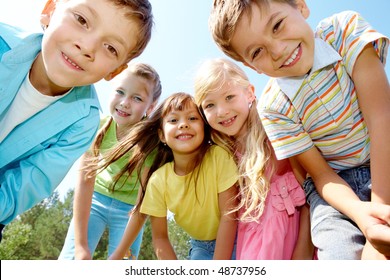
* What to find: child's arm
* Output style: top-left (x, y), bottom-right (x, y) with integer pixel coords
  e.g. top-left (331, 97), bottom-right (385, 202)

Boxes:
top-left (150, 216), bottom-right (177, 260)
top-left (288, 158), bottom-right (315, 259)
top-left (295, 146), bottom-right (390, 258)
top-left (351, 43), bottom-right (390, 258)
top-left (73, 153), bottom-right (95, 260)
top-left (291, 204), bottom-right (315, 259)
top-left (109, 177), bottom-right (149, 260)
top-left (108, 211), bottom-right (147, 260)
top-left (214, 184), bottom-right (238, 260)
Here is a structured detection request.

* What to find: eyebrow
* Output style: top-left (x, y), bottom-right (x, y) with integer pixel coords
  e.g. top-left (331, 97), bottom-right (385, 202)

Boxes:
top-left (84, 4), bottom-right (129, 53)
top-left (243, 11), bottom-right (282, 58)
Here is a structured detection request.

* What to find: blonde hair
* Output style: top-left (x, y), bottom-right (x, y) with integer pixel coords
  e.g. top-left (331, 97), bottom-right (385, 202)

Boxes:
top-left (194, 58), bottom-right (274, 222)
top-left (209, 0), bottom-right (297, 62)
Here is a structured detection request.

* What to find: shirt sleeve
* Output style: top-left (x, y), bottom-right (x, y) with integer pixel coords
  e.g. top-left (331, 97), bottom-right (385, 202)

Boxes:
top-left (258, 82), bottom-right (315, 160)
top-left (213, 146), bottom-right (239, 193)
top-left (140, 170), bottom-right (168, 217)
top-left (315, 10), bottom-right (389, 75)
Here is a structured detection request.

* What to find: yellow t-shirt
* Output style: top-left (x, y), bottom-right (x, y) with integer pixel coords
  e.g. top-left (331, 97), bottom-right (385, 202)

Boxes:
top-left (140, 145), bottom-right (238, 240)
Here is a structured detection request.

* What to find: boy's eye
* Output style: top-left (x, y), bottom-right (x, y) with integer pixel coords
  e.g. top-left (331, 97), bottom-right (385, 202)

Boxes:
top-left (251, 47), bottom-right (262, 60)
top-left (105, 44), bottom-right (118, 57)
top-left (273, 19), bottom-right (283, 33)
top-left (75, 14), bottom-right (87, 27)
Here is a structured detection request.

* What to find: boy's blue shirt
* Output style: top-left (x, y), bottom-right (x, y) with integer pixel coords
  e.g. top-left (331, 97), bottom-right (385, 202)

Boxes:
top-left (0, 22), bottom-right (101, 224)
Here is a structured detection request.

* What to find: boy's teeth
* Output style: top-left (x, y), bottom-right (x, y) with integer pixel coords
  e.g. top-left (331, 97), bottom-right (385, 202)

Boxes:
top-left (284, 47), bottom-right (299, 66)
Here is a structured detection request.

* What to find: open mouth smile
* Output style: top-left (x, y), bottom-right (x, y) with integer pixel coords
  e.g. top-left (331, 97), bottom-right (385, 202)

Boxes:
top-left (282, 44), bottom-right (301, 67)
top-left (176, 134), bottom-right (193, 140)
top-left (62, 53), bottom-right (83, 70)
top-left (116, 109), bottom-right (130, 117)
top-left (219, 116), bottom-right (236, 127)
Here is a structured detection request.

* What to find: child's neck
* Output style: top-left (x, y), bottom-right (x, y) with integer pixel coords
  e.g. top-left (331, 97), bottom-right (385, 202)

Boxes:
top-left (30, 53), bottom-right (73, 97)
top-left (116, 124), bottom-right (132, 142)
top-left (172, 152), bottom-right (198, 176)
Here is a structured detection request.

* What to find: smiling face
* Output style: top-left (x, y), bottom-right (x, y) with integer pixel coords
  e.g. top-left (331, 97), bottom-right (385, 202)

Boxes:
top-left (109, 72), bottom-right (155, 130)
top-left (230, 0), bottom-right (314, 77)
top-left (159, 102), bottom-right (205, 156)
top-left (200, 81), bottom-right (255, 139)
top-left (34, 0), bottom-right (139, 95)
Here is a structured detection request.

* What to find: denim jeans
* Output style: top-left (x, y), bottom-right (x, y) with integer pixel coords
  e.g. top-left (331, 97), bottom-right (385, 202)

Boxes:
top-left (303, 165), bottom-right (371, 259)
top-left (59, 191), bottom-right (143, 259)
top-left (188, 238), bottom-right (237, 260)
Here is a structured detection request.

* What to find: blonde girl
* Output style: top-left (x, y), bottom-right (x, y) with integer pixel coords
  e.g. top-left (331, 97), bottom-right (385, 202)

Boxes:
top-left (194, 58), bottom-right (313, 259)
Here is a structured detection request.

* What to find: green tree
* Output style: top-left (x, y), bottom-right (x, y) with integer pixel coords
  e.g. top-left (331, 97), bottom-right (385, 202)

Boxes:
top-left (0, 191), bottom-right (191, 260)
top-left (0, 190), bottom-right (73, 260)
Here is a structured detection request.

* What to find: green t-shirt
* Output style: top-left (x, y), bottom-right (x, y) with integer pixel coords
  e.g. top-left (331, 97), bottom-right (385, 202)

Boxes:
top-left (94, 116), bottom-right (153, 205)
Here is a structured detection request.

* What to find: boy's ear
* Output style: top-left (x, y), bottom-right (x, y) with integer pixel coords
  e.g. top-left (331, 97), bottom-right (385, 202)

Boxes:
top-left (104, 64), bottom-right (128, 81)
top-left (295, 0), bottom-right (310, 19)
top-left (40, 0), bottom-right (57, 28)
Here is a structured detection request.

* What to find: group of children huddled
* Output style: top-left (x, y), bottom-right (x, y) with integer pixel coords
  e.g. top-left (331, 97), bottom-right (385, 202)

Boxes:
top-left (1, 0), bottom-right (390, 260)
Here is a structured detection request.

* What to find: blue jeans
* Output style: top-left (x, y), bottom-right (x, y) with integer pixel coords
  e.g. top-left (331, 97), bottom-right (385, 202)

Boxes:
top-left (189, 238), bottom-right (237, 260)
top-left (59, 191), bottom-right (144, 259)
top-left (303, 165), bottom-right (371, 259)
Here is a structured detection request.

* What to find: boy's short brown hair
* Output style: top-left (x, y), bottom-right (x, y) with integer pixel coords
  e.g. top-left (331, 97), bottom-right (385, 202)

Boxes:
top-left (113, 0), bottom-right (154, 61)
top-left (209, 0), bottom-right (296, 62)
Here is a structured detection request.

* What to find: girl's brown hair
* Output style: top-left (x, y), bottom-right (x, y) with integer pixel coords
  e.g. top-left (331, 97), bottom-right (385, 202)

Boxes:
top-left (94, 92), bottom-right (212, 212)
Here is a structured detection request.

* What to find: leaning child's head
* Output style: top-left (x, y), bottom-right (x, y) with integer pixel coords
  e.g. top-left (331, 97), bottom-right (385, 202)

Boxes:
top-left (209, 0), bottom-right (313, 78)
top-left (194, 58), bottom-right (256, 152)
top-left (38, 0), bottom-right (154, 93)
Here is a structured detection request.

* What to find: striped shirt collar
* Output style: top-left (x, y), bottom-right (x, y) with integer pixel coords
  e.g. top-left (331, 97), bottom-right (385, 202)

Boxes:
top-left (276, 38), bottom-right (342, 99)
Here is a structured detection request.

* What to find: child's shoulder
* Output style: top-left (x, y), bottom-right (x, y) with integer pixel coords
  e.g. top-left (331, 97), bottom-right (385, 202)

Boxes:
top-left (0, 22), bottom-right (37, 48)
top-left (315, 10), bottom-right (362, 35)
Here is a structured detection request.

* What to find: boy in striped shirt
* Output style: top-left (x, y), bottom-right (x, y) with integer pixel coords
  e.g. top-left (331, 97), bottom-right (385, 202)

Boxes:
top-left (209, 0), bottom-right (390, 259)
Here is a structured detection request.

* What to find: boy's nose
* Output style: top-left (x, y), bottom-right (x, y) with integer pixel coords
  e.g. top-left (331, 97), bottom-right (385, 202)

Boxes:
top-left (268, 40), bottom-right (286, 61)
top-left (75, 39), bottom-right (96, 61)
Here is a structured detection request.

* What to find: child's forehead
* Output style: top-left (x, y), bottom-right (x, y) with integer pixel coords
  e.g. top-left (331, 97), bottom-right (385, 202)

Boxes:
top-left (166, 102), bottom-right (198, 115)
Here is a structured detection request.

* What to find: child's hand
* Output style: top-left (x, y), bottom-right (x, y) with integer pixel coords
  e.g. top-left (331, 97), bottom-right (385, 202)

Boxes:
top-left (75, 247), bottom-right (92, 260)
top-left (357, 202), bottom-right (390, 259)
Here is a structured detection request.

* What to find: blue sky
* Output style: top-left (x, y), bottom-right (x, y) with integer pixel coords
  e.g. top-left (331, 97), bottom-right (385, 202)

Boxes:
top-left (1, 0), bottom-right (389, 197)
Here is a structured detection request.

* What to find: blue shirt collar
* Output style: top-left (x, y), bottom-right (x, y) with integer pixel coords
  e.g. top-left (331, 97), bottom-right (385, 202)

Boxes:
top-left (276, 38), bottom-right (342, 99)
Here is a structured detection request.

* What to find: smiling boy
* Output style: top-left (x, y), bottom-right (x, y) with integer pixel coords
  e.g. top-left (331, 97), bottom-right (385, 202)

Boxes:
top-left (209, 0), bottom-right (390, 259)
top-left (0, 0), bottom-right (154, 240)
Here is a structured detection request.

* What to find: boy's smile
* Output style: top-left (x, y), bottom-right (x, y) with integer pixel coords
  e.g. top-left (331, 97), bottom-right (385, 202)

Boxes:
top-left (230, 0), bottom-right (314, 78)
top-left (32, 0), bottom-right (139, 96)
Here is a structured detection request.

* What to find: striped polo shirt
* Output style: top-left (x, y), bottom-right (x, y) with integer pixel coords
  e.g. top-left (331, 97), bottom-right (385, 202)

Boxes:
top-left (258, 11), bottom-right (389, 171)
